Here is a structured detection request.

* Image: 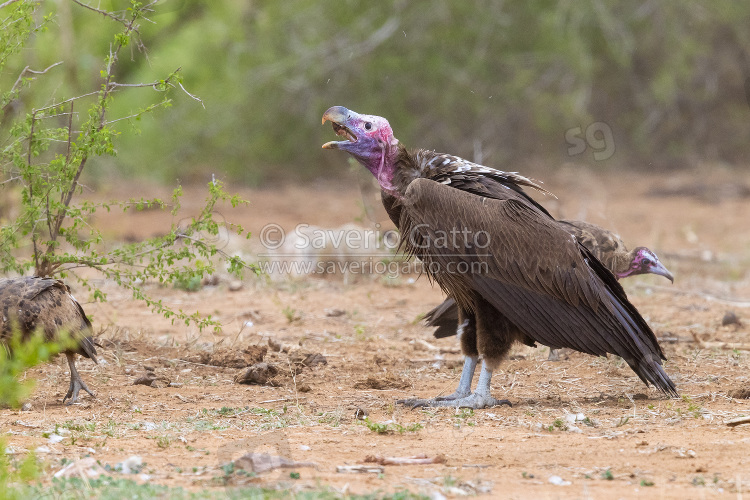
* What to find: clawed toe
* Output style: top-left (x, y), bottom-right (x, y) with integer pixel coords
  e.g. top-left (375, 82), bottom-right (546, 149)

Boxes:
top-left (63, 379), bottom-right (96, 405)
top-left (397, 393), bottom-right (512, 410)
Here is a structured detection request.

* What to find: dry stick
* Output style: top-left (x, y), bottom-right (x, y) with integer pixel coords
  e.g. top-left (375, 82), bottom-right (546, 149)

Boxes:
top-left (0, 0), bottom-right (22, 9)
top-left (726, 416), bottom-right (750, 427)
top-left (634, 284), bottom-right (750, 307)
top-left (8, 62), bottom-right (63, 98)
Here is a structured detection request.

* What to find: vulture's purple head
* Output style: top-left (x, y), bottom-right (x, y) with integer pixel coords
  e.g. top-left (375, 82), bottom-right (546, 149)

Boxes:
top-left (322, 106), bottom-right (400, 192)
top-left (617, 247), bottom-right (674, 283)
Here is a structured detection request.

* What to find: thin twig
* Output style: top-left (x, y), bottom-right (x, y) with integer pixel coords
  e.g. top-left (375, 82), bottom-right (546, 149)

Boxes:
top-left (70, 0), bottom-right (128, 23)
top-left (178, 82), bottom-right (205, 109)
top-left (633, 284), bottom-right (750, 307)
top-left (7, 62), bottom-right (63, 98)
top-left (0, 0), bottom-right (22, 10)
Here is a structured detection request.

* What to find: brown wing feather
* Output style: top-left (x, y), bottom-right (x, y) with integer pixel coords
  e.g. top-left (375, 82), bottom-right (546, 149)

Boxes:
top-left (429, 219), bottom-right (630, 338)
top-left (402, 178), bottom-right (675, 395)
top-left (0, 277), bottom-right (98, 362)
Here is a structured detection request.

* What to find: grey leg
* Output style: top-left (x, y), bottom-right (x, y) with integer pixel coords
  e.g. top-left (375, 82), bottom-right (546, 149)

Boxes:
top-left (63, 352), bottom-right (95, 405)
top-left (548, 348), bottom-right (560, 361)
top-left (398, 360), bottom-right (511, 410)
top-left (435, 356), bottom-right (477, 400)
top-left (397, 356), bottom-right (477, 408)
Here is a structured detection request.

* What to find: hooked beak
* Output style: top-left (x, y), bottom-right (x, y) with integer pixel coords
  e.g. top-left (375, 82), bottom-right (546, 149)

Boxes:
top-left (321, 106), bottom-right (359, 149)
top-left (649, 261), bottom-right (674, 283)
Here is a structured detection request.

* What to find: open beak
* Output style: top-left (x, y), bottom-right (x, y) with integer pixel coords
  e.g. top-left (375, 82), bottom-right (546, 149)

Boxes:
top-left (649, 261), bottom-right (674, 283)
top-left (322, 106), bottom-right (358, 149)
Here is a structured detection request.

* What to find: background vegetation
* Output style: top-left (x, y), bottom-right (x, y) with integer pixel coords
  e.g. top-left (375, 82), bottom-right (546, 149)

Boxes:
top-left (1, 1), bottom-right (748, 187)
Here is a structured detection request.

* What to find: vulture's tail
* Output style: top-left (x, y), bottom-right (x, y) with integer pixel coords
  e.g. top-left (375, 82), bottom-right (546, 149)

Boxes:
top-left (424, 298), bottom-right (459, 338)
top-left (604, 288), bottom-right (677, 397)
top-left (77, 335), bottom-right (99, 364)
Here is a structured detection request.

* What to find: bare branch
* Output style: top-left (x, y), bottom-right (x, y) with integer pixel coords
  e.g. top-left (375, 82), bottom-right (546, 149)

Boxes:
top-left (70, 0), bottom-right (128, 23)
top-left (0, 0), bottom-right (22, 9)
top-left (108, 81), bottom-right (169, 89)
top-left (178, 82), bottom-right (205, 109)
top-left (32, 91), bottom-right (100, 113)
top-left (7, 62), bottom-right (63, 99)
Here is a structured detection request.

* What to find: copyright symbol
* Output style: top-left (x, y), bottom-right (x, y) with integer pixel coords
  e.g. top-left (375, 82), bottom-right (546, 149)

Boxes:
top-left (260, 223), bottom-right (285, 250)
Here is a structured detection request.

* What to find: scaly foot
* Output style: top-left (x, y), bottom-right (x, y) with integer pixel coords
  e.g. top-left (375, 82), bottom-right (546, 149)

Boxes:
top-left (63, 376), bottom-right (95, 405)
top-left (397, 392), bottom-right (511, 409)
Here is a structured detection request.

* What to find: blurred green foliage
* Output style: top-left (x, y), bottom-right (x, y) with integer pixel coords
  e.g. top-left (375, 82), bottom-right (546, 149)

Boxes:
top-left (2, 0), bottom-right (749, 186)
top-left (0, 1), bottom-right (255, 331)
top-left (0, 328), bottom-right (72, 408)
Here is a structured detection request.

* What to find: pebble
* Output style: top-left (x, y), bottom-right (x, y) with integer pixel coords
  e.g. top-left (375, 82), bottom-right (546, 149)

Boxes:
top-left (722, 311), bottom-right (741, 327)
top-left (548, 475), bottom-right (571, 486)
top-left (118, 455), bottom-right (143, 474)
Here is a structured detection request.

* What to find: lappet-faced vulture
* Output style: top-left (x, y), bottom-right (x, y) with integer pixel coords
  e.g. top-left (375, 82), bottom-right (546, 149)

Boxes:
top-left (322, 106), bottom-right (677, 408)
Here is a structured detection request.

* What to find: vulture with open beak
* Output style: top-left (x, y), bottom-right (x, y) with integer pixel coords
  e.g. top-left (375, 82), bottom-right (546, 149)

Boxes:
top-left (0, 277), bottom-right (98, 404)
top-left (425, 219), bottom-right (674, 364)
top-left (322, 106), bottom-right (677, 408)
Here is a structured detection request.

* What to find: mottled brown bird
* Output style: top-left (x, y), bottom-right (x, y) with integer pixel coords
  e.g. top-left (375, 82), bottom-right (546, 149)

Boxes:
top-left (322, 106), bottom-right (677, 408)
top-left (0, 277), bottom-right (98, 404)
top-left (558, 220), bottom-right (673, 282)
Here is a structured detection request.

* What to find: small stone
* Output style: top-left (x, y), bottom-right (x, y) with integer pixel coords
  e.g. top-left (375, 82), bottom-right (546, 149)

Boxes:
top-left (21, 403), bottom-right (32, 412)
top-left (234, 362), bottom-right (279, 385)
top-left (48, 434), bottom-right (64, 444)
top-left (202, 275), bottom-right (220, 286)
top-left (268, 338), bottom-right (283, 352)
top-left (325, 308), bottom-right (346, 317)
top-left (299, 352), bottom-right (327, 368)
top-left (118, 455), bottom-right (143, 474)
top-left (354, 408), bottom-right (369, 420)
top-left (722, 311), bottom-right (741, 327)
top-left (133, 373), bottom-right (156, 386)
top-left (228, 280), bottom-right (243, 291)
top-left (548, 475), bottom-right (571, 486)
top-left (133, 371), bottom-right (170, 388)
top-left (728, 387), bottom-right (750, 399)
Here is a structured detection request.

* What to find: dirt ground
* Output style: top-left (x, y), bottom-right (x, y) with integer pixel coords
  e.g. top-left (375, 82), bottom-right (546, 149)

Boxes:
top-left (2, 166), bottom-right (750, 498)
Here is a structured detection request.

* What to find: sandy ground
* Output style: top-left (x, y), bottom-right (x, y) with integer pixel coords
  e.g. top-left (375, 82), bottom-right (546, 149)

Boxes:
top-left (2, 166), bottom-right (750, 498)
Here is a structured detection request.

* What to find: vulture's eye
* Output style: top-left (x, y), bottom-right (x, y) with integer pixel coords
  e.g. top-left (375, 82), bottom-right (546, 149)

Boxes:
top-left (364, 122), bottom-right (372, 130)
top-left (643, 259), bottom-right (652, 266)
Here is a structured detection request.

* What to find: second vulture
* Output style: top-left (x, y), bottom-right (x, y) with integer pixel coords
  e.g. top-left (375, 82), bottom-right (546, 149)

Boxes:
top-left (0, 277), bottom-right (98, 405)
top-left (322, 105), bottom-right (678, 408)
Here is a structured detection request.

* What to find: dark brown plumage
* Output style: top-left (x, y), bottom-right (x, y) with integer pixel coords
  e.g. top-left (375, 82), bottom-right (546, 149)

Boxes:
top-left (0, 277), bottom-right (98, 404)
top-left (426, 219), bottom-right (674, 340)
top-left (322, 106), bottom-right (677, 407)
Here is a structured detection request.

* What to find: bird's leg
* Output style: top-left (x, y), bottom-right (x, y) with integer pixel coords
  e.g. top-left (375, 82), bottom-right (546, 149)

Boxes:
top-left (396, 356), bottom-right (477, 408)
top-left (433, 355), bottom-right (478, 401)
top-left (63, 352), bottom-right (95, 405)
top-left (398, 360), bottom-right (511, 409)
top-left (548, 348), bottom-right (560, 361)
